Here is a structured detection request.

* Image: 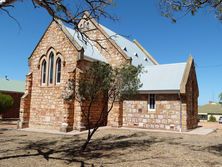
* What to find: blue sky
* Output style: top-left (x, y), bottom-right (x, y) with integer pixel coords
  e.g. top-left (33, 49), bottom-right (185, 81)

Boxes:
top-left (0, 0), bottom-right (222, 105)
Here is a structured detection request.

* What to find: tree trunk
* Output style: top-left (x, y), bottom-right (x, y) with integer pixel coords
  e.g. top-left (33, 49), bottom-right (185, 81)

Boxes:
top-left (81, 134), bottom-right (92, 151)
top-left (81, 128), bottom-right (98, 152)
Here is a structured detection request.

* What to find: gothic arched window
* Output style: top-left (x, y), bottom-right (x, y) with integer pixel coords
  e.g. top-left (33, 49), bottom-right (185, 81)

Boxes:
top-left (56, 57), bottom-right (61, 84)
top-left (41, 60), bottom-right (47, 84)
top-left (49, 52), bottom-right (54, 84)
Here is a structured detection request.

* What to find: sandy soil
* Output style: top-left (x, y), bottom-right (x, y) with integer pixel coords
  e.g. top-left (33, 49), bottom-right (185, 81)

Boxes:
top-left (0, 123), bottom-right (222, 167)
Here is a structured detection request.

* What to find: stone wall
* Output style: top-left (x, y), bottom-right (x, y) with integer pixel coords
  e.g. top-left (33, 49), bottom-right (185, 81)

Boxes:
top-left (107, 101), bottom-right (123, 127)
top-left (77, 18), bottom-right (130, 128)
top-left (19, 73), bottom-right (32, 128)
top-left (19, 19), bottom-right (199, 132)
top-left (75, 60), bottom-right (108, 130)
top-left (21, 21), bottom-right (80, 131)
top-left (185, 63), bottom-right (199, 129)
top-left (78, 16), bottom-right (130, 67)
top-left (122, 94), bottom-right (183, 131)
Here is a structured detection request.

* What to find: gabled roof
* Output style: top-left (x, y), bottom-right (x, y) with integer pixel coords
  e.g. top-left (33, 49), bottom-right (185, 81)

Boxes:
top-left (60, 17), bottom-right (158, 66)
top-left (64, 26), bottom-right (107, 62)
top-left (139, 62), bottom-right (187, 92)
top-left (64, 21), bottom-right (193, 93)
top-left (0, 78), bottom-right (25, 93)
top-left (99, 24), bottom-right (157, 67)
top-left (199, 103), bottom-right (222, 114)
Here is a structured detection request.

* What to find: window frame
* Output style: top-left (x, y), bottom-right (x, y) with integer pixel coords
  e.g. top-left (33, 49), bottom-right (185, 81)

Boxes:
top-left (39, 48), bottom-right (64, 87)
top-left (48, 51), bottom-right (55, 85)
top-left (148, 94), bottom-right (156, 111)
top-left (41, 59), bottom-right (47, 85)
top-left (55, 57), bottom-right (62, 84)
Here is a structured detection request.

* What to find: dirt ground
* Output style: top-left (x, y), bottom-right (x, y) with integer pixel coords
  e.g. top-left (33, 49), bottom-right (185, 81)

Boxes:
top-left (0, 123), bottom-right (222, 167)
top-left (199, 121), bottom-right (222, 130)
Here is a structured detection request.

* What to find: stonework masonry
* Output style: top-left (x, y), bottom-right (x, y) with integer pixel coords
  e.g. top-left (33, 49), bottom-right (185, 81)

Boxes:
top-left (122, 63), bottom-right (198, 131)
top-left (19, 21), bottom-right (81, 131)
top-left (185, 63), bottom-right (199, 129)
top-left (19, 18), bottom-right (199, 132)
top-left (122, 94), bottom-right (183, 131)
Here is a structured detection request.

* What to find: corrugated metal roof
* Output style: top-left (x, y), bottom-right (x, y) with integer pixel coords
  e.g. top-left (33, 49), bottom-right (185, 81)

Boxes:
top-left (65, 23), bottom-right (156, 67)
top-left (99, 24), bottom-right (155, 67)
top-left (199, 103), bottom-right (222, 114)
top-left (139, 63), bottom-right (186, 91)
top-left (64, 23), bottom-right (187, 92)
top-left (0, 78), bottom-right (25, 93)
top-left (65, 26), bottom-right (107, 62)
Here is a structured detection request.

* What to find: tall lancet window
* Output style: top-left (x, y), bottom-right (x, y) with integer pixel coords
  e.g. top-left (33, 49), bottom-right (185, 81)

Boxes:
top-left (49, 52), bottom-right (54, 84)
top-left (41, 60), bottom-right (47, 84)
top-left (56, 58), bottom-right (61, 84)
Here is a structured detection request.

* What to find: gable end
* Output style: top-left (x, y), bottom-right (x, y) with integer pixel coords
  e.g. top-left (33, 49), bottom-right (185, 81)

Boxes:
top-left (80, 12), bottom-right (131, 62)
top-left (180, 56), bottom-right (198, 95)
top-left (28, 19), bottom-right (82, 61)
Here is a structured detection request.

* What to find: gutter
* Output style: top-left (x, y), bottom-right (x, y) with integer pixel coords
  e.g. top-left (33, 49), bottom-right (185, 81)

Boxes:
top-left (138, 90), bottom-right (180, 94)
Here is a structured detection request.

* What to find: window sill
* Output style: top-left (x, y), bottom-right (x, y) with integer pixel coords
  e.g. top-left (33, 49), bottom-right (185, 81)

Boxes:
top-left (40, 83), bottom-right (62, 88)
top-left (148, 109), bottom-right (156, 112)
top-left (40, 84), bottom-right (47, 87)
top-left (40, 84), bottom-right (54, 88)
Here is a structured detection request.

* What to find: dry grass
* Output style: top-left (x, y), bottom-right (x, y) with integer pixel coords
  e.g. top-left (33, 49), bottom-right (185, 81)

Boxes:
top-left (0, 125), bottom-right (222, 167)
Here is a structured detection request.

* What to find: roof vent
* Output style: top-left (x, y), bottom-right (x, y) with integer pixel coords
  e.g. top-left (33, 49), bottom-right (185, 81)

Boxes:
top-left (134, 53), bottom-right (138, 57)
top-left (123, 47), bottom-right (127, 52)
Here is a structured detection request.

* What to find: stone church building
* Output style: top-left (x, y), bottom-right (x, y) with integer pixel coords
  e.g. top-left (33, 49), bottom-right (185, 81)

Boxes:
top-left (19, 13), bottom-right (199, 132)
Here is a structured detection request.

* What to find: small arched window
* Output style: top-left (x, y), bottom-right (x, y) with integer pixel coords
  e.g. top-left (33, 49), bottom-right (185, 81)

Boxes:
top-left (49, 52), bottom-right (54, 84)
top-left (41, 60), bottom-right (47, 84)
top-left (56, 58), bottom-right (61, 84)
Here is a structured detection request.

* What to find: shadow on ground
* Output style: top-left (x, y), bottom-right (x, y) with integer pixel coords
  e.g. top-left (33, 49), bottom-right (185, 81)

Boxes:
top-left (1, 129), bottom-right (222, 166)
top-left (0, 130), bottom-right (166, 166)
top-left (207, 144), bottom-right (222, 156)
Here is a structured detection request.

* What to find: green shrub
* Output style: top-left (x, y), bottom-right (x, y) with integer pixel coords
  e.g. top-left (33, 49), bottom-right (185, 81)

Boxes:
top-left (208, 115), bottom-right (216, 122)
top-left (0, 93), bottom-right (14, 113)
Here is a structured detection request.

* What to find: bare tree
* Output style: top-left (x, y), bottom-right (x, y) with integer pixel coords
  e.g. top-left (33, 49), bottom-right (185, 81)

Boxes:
top-left (0, 0), bottom-right (115, 31)
top-left (0, 0), bottom-right (118, 51)
top-left (159, 0), bottom-right (222, 22)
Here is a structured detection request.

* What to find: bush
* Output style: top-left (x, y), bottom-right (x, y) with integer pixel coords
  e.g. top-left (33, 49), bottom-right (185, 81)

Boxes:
top-left (0, 93), bottom-right (14, 113)
top-left (208, 115), bottom-right (216, 122)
